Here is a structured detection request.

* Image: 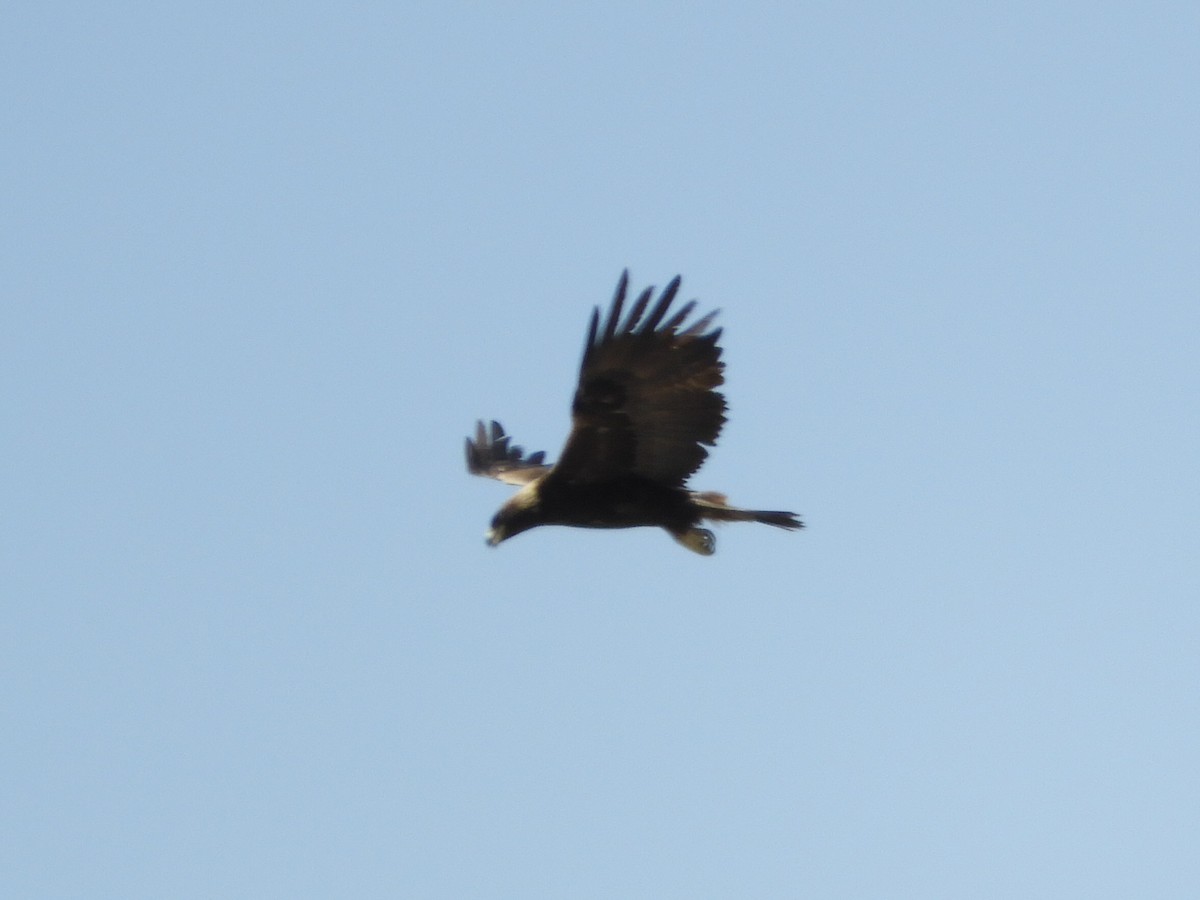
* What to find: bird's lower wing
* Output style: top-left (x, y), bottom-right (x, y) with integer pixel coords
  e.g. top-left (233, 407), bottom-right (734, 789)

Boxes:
top-left (465, 420), bottom-right (552, 486)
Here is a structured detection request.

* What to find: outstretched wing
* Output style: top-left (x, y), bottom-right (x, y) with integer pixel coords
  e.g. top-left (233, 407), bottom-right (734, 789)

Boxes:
top-left (465, 420), bottom-right (552, 486)
top-left (552, 271), bottom-right (726, 487)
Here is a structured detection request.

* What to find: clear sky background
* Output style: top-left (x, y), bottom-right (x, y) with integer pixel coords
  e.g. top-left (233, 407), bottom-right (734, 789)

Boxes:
top-left (4, 3), bottom-right (1198, 897)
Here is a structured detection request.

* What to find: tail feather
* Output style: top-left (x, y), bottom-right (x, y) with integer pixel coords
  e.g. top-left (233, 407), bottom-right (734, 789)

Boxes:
top-left (692, 491), bottom-right (804, 530)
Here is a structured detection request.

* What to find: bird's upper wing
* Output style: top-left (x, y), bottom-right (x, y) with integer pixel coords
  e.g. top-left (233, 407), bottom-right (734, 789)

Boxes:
top-left (551, 271), bottom-right (726, 487)
top-left (465, 420), bottom-right (552, 486)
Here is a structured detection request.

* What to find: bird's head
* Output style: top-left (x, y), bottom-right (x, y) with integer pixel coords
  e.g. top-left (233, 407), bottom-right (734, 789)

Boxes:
top-left (486, 482), bottom-right (542, 547)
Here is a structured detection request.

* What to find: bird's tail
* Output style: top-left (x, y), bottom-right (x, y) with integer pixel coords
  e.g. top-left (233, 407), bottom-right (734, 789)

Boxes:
top-left (692, 491), bottom-right (804, 530)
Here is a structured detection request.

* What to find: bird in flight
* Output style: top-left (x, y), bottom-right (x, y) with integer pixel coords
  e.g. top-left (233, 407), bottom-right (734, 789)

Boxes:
top-left (466, 271), bottom-right (803, 555)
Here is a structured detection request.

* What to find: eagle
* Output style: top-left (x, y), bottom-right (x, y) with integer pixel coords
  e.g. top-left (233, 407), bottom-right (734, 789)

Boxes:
top-left (466, 271), bottom-right (803, 555)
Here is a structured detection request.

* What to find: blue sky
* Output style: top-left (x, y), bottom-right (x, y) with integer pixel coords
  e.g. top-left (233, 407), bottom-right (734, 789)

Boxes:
top-left (4, 2), bottom-right (1198, 897)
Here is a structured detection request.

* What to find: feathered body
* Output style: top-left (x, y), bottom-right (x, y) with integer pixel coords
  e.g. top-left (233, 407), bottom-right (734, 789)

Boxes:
top-left (466, 272), bottom-right (802, 555)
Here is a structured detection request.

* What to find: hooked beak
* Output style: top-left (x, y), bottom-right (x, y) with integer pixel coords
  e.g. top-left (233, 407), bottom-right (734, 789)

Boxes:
top-left (485, 528), bottom-right (503, 547)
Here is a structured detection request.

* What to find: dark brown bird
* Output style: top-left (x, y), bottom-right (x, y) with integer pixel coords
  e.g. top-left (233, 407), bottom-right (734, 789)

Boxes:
top-left (466, 271), bottom-right (803, 554)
